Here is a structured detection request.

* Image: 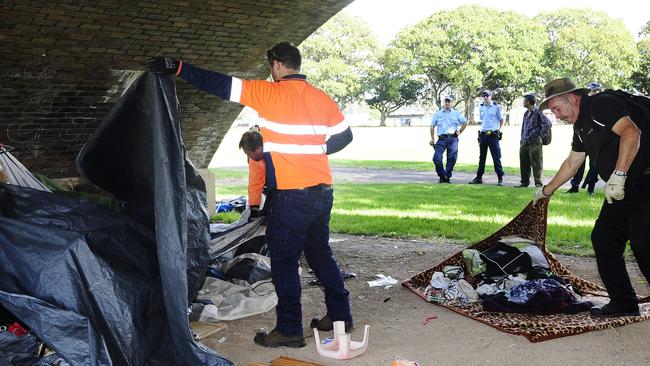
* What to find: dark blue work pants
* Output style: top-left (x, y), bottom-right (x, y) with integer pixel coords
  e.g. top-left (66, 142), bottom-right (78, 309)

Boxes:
top-left (265, 187), bottom-right (351, 336)
top-left (476, 133), bottom-right (504, 178)
top-left (433, 136), bottom-right (459, 179)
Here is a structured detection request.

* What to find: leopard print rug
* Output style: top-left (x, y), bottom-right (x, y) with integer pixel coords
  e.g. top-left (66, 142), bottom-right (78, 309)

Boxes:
top-left (402, 200), bottom-right (650, 342)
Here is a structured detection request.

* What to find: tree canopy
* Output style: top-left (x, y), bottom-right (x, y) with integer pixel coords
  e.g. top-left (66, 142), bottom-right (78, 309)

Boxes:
top-left (299, 13), bottom-right (379, 109)
top-left (299, 7), bottom-right (647, 125)
top-left (536, 8), bottom-right (639, 89)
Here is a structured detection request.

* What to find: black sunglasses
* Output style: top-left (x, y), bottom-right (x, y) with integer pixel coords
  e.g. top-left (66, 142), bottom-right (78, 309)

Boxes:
top-left (482, 93), bottom-right (490, 97)
top-left (267, 50), bottom-right (283, 64)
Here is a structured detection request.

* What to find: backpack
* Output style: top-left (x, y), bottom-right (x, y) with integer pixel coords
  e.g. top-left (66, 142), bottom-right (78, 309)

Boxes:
top-left (601, 90), bottom-right (650, 126)
top-left (535, 111), bottom-right (552, 145)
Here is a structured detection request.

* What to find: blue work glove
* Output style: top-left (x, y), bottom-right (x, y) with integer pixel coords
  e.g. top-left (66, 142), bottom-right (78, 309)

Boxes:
top-left (146, 56), bottom-right (180, 74)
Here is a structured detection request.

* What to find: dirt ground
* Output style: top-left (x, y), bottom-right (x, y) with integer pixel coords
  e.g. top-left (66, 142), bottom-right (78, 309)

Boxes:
top-left (203, 234), bottom-right (650, 366)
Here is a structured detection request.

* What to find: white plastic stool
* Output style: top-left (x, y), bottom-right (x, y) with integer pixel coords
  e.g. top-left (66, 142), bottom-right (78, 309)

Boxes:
top-left (313, 321), bottom-right (370, 360)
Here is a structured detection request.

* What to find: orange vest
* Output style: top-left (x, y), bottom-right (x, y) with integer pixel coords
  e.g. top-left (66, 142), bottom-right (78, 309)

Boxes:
top-left (233, 76), bottom-right (347, 190)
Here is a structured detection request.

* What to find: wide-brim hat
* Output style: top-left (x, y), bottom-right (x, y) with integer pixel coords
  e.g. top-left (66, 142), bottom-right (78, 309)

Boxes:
top-left (539, 78), bottom-right (588, 110)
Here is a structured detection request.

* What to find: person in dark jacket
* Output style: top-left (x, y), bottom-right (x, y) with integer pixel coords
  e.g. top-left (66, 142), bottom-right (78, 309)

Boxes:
top-left (533, 78), bottom-right (650, 317)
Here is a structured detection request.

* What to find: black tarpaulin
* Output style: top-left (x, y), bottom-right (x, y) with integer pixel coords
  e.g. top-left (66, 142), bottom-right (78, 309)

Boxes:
top-left (0, 72), bottom-right (232, 365)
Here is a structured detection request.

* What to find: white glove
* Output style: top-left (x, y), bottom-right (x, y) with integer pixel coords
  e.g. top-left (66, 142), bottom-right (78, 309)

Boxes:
top-left (605, 173), bottom-right (626, 204)
top-left (533, 185), bottom-right (552, 204)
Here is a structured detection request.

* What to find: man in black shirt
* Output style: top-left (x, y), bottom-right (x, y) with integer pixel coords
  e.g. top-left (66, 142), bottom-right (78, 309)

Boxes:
top-left (533, 78), bottom-right (650, 317)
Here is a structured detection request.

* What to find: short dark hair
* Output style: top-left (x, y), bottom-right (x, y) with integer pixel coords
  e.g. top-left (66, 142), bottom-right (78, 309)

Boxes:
top-left (267, 42), bottom-right (301, 71)
top-left (239, 130), bottom-right (262, 152)
top-left (524, 94), bottom-right (536, 105)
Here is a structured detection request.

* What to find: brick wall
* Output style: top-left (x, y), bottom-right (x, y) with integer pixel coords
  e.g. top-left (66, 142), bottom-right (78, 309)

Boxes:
top-left (0, 0), bottom-right (352, 177)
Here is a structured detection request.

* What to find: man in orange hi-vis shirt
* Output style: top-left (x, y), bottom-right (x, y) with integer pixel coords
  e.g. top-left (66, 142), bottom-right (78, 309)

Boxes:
top-left (147, 42), bottom-right (354, 348)
top-left (239, 128), bottom-right (267, 217)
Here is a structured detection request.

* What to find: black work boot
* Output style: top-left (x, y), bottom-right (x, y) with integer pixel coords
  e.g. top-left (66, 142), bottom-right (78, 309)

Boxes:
top-left (253, 329), bottom-right (306, 348)
top-left (497, 176), bottom-right (504, 186)
top-left (310, 315), bottom-right (354, 333)
top-left (589, 303), bottom-right (640, 318)
top-left (468, 177), bottom-right (483, 184)
top-left (565, 185), bottom-right (579, 193)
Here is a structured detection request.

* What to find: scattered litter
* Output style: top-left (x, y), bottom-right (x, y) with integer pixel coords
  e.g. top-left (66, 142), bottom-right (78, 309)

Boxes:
top-left (390, 356), bottom-right (420, 366)
top-left (422, 313), bottom-right (438, 326)
top-left (308, 271), bottom-right (357, 286)
top-left (367, 274), bottom-right (398, 288)
top-left (383, 297), bottom-right (391, 302)
top-left (217, 337), bottom-right (226, 344)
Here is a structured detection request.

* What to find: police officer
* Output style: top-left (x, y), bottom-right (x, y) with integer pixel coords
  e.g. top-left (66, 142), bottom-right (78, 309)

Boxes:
top-left (534, 77), bottom-right (650, 317)
top-left (470, 89), bottom-right (505, 186)
top-left (430, 96), bottom-right (467, 183)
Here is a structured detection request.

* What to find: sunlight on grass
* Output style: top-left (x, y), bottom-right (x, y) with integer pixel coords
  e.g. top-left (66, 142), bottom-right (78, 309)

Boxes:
top-left (215, 181), bottom-right (602, 256)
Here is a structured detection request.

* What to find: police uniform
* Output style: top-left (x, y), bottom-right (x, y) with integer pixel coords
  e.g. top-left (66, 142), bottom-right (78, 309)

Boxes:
top-left (431, 106), bottom-right (466, 181)
top-left (476, 101), bottom-right (505, 181)
top-left (572, 93), bottom-right (650, 311)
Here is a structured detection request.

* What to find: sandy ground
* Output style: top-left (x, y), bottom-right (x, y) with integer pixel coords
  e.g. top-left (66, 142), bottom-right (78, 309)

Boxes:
top-left (204, 161), bottom-right (644, 365)
top-left (203, 234), bottom-right (650, 366)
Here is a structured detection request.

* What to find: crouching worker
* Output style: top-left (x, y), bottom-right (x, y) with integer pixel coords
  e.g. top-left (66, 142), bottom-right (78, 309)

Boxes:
top-left (239, 128), bottom-right (268, 218)
top-left (147, 41), bottom-right (354, 347)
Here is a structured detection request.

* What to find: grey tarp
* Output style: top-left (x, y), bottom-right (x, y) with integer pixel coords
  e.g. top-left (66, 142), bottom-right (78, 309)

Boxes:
top-left (0, 72), bottom-right (232, 365)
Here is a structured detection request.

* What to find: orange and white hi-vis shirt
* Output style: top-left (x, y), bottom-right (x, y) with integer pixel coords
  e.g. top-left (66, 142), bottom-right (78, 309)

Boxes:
top-left (248, 158), bottom-right (265, 206)
top-left (231, 75), bottom-right (348, 190)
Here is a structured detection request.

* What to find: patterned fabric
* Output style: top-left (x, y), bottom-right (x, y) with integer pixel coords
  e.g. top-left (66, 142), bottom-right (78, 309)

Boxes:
top-left (403, 200), bottom-right (650, 342)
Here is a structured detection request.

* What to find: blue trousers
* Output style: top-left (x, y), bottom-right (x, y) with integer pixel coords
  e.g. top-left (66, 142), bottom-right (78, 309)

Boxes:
top-left (432, 136), bottom-right (459, 179)
top-left (570, 158), bottom-right (599, 188)
top-left (265, 188), bottom-right (351, 336)
top-left (476, 133), bottom-right (504, 178)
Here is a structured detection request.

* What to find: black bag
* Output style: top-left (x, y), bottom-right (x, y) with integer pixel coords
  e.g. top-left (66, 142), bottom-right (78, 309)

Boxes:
top-left (536, 111), bottom-right (552, 145)
top-left (479, 243), bottom-right (532, 278)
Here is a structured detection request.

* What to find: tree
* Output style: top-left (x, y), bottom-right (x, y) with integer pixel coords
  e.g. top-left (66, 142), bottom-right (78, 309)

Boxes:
top-left (391, 6), bottom-right (547, 123)
top-left (364, 48), bottom-right (426, 126)
top-left (536, 9), bottom-right (639, 89)
top-left (632, 20), bottom-right (650, 95)
top-left (300, 13), bottom-right (379, 109)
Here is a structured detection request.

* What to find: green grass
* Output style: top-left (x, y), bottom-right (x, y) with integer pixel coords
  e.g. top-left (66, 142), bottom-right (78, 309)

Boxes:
top-left (209, 167), bottom-right (248, 180)
top-left (211, 211), bottom-right (242, 224)
top-left (216, 182), bottom-right (603, 256)
top-left (330, 159), bottom-right (558, 177)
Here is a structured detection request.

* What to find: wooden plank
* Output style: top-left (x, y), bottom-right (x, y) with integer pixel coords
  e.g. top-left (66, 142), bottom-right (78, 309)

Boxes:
top-left (271, 356), bottom-right (324, 366)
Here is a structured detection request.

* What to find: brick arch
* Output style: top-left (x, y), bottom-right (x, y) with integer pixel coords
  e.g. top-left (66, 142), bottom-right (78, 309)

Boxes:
top-left (1, 0), bottom-right (352, 177)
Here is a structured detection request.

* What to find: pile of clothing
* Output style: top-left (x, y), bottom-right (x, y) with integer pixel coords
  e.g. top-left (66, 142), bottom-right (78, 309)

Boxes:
top-left (424, 236), bottom-right (593, 314)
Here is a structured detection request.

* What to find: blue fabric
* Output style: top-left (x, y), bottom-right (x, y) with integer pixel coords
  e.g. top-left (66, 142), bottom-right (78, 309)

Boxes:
top-left (265, 188), bottom-right (351, 336)
top-left (179, 63), bottom-right (232, 100)
top-left (431, 108), bottom-right (466, 135)
top-left (506, 279), bottom-right (563, 304)
top-left (433, 136), bottom-right (459, 178)
top-left (479, 103), bottom-right (503, 131)
top-left (476, 133), bottom-right (504, 177)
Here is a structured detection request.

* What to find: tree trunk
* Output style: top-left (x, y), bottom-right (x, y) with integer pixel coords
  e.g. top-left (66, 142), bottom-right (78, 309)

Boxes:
top-left (379, 110), bottom-right (387, 127)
